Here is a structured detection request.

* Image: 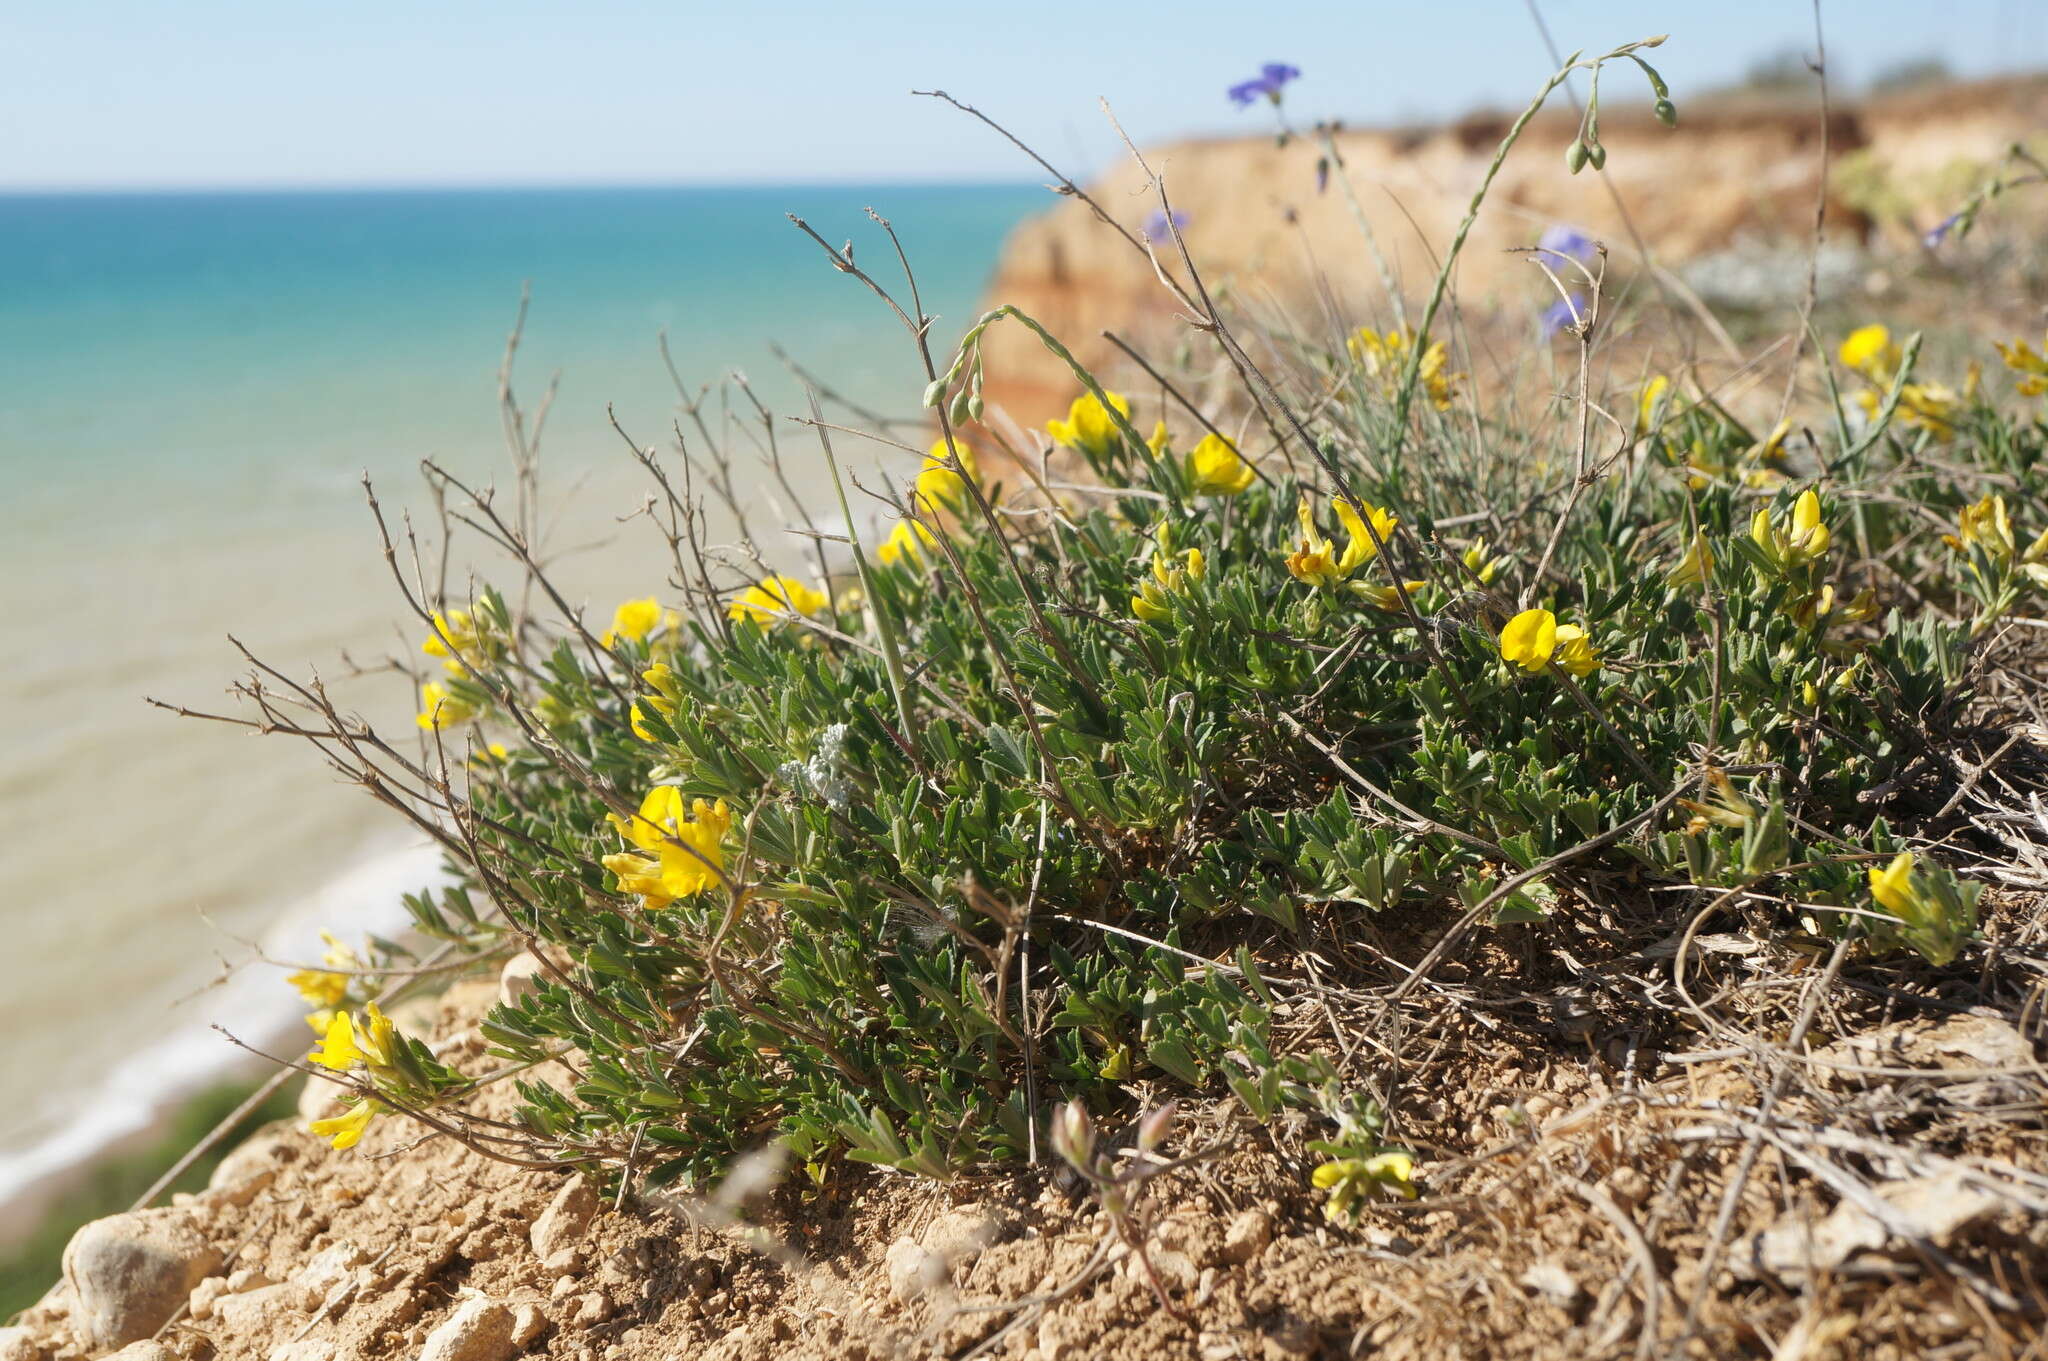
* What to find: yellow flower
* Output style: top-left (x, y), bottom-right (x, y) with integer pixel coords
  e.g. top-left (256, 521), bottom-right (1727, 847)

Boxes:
top-left (1461, 539), bottom-right (1506, 585)
top-left (1132, 523), bottom-right (1206, 624)
top-left (304, 1008), bottom-right (335, 1037)
top-left (1353, 580), bottom-right (1427, 613)
top-left (1635, 375), bottom-right (1671, 437)
top-left (311, 1011), bottom-right (361, 1072)
top-left (1750, 417), bottom-right (1793, 463)
top-left (1898, 383), bottom-right (1963, 442)
top-left (1667, 531), bottom-right (1716, 589)
top-left (601, 597), bottom-right (663, 649)
top-left (421, 609), bottom-right (479, 666)
top-left (1283, 495), bottom-right (1397, 589)
top-left (1185, 433), bottom-right (1255, 497)
top-left (1995, 332), bottom-right (2048, 396)
top-left (604, 788), bottom-right (733, 907)
top-left (1947, 493), bottom-right (2016, 562)
top-left (309, 1100), bottom-right (378, 1151)
top-left (727, 575), bottom-right (829, 625)
top-left (468, 742), bottom-right (511, 766)
top-left (416, 681), bottom-right (478, 731)
top-left (1499, 608), bottom-right (1558, 673)
top-left (1311, 1152), bottom-right (1419, 1219)
top-left (1046, 390), bottom-right (1132, 460)
top-left (914, 439), bottom-right (980, 511)
top-left (1146, 420), bottom-right (1171, 458)
top-left (629, 698), bottom-right (675, 743)
top-left (1553, 624), bottom-right (1601, 678)
top-left (1750, 489), bottom-right (1831, 570)
top-left (1839, 324), bottom-right (1899, 379)
top-left (878, 518), bottom-right (939, 568)
top-left (1348, 327), bottom-right (1459, 410)
top-left (287, 968), bottom-right (348, 1010)
top-left (1868, 852), bottom-right (1919, 920)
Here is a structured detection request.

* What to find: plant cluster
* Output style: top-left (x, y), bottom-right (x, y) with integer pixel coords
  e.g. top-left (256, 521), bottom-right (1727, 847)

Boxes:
top-left (219, 39), bottom-right (2048, 1220)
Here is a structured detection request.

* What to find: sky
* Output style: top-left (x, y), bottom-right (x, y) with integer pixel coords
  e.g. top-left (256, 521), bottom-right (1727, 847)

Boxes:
top-left (5, 0), bottom-right (2044, 191)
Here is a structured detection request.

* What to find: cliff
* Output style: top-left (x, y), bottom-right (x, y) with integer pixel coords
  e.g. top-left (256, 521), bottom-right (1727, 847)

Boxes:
top-left (977, 75), bottom-right (2048, 424)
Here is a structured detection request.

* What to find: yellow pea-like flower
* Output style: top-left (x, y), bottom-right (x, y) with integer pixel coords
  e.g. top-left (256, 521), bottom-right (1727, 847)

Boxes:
top-left (1635, 375), bottom-right (1671, 437)
top-left (1667, 531), bottom-right (1715, 589)
top-left (602, 597), bottom-right (664, 648)
top-left (1552, 624), bottom-right (1601, 678)
top-left (878, 518), bottom-right (939, 568)
top-left (604, 787), bottom-right (733, 907)
top-left (416, 681), bottom-right (479, 732)
top-left (287, 968), bottom-right (348, 1010)
top-left (309, 1100), bottom-right (378, 1151)
top-left (1499, 608), bottom-right (1558, 673)
top-left (1185, 433), bottom-right (1255, 497)
top-left (914, 439), bottom-right (980, 511)
top-left (1868, 852), bottom-right (1920, 921)
top-left (1283, 495), bottom-right (1397, 589)
top-left (1046, 390), bottom-right (1131, 460)
top-left (1839, 323), bottom-right (1899, 378)
top-left (727, 575), bottom-right (829, 625)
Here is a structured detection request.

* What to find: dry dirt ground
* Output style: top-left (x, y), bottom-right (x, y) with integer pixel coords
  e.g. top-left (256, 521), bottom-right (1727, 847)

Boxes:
top-left (7, 885), bottom-right (2046, 1361)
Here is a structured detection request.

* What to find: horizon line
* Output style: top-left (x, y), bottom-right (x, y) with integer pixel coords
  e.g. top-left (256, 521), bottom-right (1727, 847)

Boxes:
top-left (0, 173), bottom-right (1051, 199)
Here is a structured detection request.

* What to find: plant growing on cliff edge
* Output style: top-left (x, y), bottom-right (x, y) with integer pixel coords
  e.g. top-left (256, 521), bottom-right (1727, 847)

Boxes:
top-left (171, 36), bottom-right (2044, 1216)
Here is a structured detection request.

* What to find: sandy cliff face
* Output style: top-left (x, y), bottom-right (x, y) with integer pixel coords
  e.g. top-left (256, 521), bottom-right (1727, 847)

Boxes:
top-left (975, 77), bottom-right (2048, 426)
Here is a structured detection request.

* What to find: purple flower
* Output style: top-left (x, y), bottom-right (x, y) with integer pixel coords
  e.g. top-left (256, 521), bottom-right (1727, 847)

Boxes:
top-left (1540, 294), bottom-right (1585, 338)
top-left (1141, 208), bottom-right (1191, 243)
top-left (1924, 211), bottom-right (1963, 249)
top-left (1228, 62), bottom-right (1302, 107)
top-left (1538, 225), bottom-right (1596, 262)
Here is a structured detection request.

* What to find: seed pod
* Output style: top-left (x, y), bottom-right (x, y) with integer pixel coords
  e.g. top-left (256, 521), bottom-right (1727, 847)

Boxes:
top-left (1586, 141), bottom-right (1608, 170)
top-left (1565, 139), bottom-right (1590, 174)
top-left (922, 377), bottom-right (949, 409)
top-left (1654, 98), bottom-right (1678, 128)
top-left (948, 383), bottom-right (974, 428)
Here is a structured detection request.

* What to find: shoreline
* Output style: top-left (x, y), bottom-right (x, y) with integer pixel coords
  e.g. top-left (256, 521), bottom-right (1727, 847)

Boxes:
top-left (0, 838), bottom-right (448, 1247)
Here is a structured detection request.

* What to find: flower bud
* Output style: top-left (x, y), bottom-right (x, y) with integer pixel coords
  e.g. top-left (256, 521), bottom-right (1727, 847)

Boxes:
top-left (967, 389), bottom-right (985, 422)
top-left (948, 384), bottom-right (974, 428)
top-left (1565, 140), bottom-right (1589, 174)
top-left (1585, 141), bottom-right (1607, 170)
top-left (1136, 1102), bottom-right (1176, 1153)
top-left (1654, 98), bottom-right (1678, 128)
top-left (922, 377), bottom-right (949, 409)
top-left (1049, 1100), bottom-right (1095, 1171)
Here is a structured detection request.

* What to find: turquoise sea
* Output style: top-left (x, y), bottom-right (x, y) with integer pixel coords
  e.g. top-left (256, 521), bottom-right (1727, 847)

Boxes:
top-left (0, 183), bottom-right (1043, 1237)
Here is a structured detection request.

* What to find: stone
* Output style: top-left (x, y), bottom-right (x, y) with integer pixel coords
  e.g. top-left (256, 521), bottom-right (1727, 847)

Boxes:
top-left (884, 1238), bottom-right (942, 1302)
top-left (212, 1283), bottom-right (301, 1336)
top-left (419, 1294), bottom-right (517, 1361)
top-left (226, 1268), bottom-right (275, 1293)
top-left (498, 952), bottom-right (548, 1007)
top-left (539, 1247), bottom-right (583, 1279)
top-left (920, 1206), bottom-right (1009, 1267)
top-left (269, 1343), bottom-right (335, 1361)
top-left (0, 1327), bottom-right (46, 1361)
top-left (1220, 1208), bottom-right (1274, 1265)
top-left (509, 1303), bottom-right (548, 1349)
top-left (293, 1241), bottom-right (366, 1310)
top-left (106, 1343), bottom-right (176, 1361)
top-left (529, 1180), bottom-right (599, 1259)
top-left (570, 1293), bottom-right (611, 1327)
top-left (1519, 1259), bottom-right (1582, 1307)
top-left (62, 1208), bottom-right (224, 1349)
top-left (187, 1276), bottom-right (228, 1321)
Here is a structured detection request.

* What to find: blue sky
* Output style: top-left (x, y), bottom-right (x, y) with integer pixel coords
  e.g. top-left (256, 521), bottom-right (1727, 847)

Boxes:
top-left (6, 1), bottom-right (2043, 189)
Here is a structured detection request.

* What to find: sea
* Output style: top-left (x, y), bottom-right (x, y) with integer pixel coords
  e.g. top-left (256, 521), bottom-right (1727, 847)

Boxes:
top-left (0, 182), bottom-right (1044, 1239)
